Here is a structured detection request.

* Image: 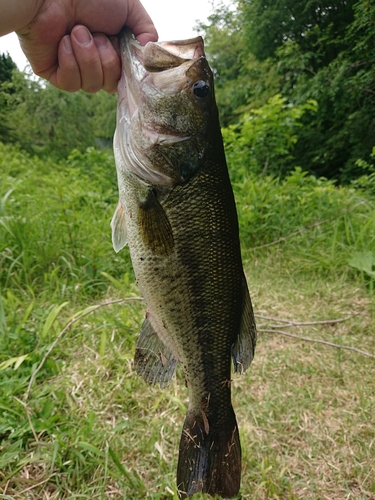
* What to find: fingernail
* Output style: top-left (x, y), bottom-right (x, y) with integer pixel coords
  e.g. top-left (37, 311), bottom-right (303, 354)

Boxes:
top-left (74, 26), bottom-right (92, 46)
top-left (63, 36), bottom-right (73, 53)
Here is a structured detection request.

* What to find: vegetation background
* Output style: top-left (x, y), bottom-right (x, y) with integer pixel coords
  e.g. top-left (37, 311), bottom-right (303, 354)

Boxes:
top-left (0, 0), bottom-right (374, 498)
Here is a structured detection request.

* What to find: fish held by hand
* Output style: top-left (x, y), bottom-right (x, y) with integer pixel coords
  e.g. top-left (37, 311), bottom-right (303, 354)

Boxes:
top-left (112, 29), bottom-right (257, 499)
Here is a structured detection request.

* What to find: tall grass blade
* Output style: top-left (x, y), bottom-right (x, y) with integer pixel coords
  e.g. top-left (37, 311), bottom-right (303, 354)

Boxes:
top-left (76, 441), bottom-right (106, 458)
top-left (108, 446), bottom-right (146, 492)
top-left (0, 294), bottom-right (7, 335)
top-left (0, 188), bottom-right (15, 215)
top-left (40, 301), bottom-right (69, 340)
top-left (0, 354), bottom-right (29, 371)
top-left (0, 219), bottom-right (16, 239)
top-left (101, 271), bottom-right (125, 290)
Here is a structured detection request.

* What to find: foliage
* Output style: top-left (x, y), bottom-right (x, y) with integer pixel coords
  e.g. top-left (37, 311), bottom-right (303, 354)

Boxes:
top-left (0, 68), bottom-right (116, 159)
top-left (7, 71), bottom-right (95, 158)
top-left (264, 0), bottom-right (375, 181)
top-left (196, 3), bottom-right (243, 85)
top-left (276, 33), bottom-right (375, 181)
top-left (223, 94), bottom-right (317, 177)
top-left (198, 0), bottom-right (375, 181)
top-left (348, 251), bottom-right (375, 289)
top-left (195, 2), bottom-right (249, 125)
top-left (0, 52), bottom-right (17, 82)
top-left (196, 3), bottom-right (280, 126)
top-left (90, 90), bottom-right (117, 145)
top-left (350, 146), bottom-right (375, 195)
top-left (0, 53), bottom-right (17, 143)
top-left (241, 0), bottom-right (356, 65)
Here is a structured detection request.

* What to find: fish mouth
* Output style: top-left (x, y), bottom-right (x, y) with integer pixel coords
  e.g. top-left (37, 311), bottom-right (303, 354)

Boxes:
top-left (116, 30), bottom-right (211, 186)
top-left (139, 36), bottom-right (205, 70)
top-left (118, 30), bottom-right (206, 122)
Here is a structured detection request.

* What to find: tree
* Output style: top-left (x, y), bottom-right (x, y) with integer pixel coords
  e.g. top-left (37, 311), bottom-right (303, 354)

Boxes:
top-left (196, 2), bottom-right (280, 126)
top-left (241, 0), bottom-right (356, 68)
top-left (198, 0), bottom-right (375, 180)
top-left (5, 71), bottom-right (96, 158)
top-left (0, 53), bottom-right (16, 83)
top-left (272, 0), bottom-right (375, 180)
top-left (1, 67), bottom-right (116, 160)
top-left (0, 53), bottom-right (18, 143)
top-left (222, 94), bottom-right (317, 178)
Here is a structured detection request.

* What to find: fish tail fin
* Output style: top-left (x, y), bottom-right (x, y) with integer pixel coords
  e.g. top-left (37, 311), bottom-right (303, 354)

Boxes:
top-left (177, 407), bottom-right (241, 499)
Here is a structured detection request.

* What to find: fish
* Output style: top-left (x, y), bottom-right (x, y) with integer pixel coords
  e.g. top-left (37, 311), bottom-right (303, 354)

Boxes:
top-left (111, 29), bottom-right (257, 499)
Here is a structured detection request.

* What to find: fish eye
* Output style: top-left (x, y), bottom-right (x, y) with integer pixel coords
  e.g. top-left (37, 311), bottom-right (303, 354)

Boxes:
top-left (193, 80), bottom-right (210, 98)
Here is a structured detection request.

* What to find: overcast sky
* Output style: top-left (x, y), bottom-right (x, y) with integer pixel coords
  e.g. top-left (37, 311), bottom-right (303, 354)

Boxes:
top-left (0, 0), bottom-right (221, 71)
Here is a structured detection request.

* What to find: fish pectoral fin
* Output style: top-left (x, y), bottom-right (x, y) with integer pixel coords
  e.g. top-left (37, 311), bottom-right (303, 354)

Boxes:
top-left (137, 189), bottom-right (174, 256)
top-left (134, 316), bottom-right (178, 388)
top-left (111, 201), bottom-right (127, 253)
top-left (232, 275), bottom-right (257, 374)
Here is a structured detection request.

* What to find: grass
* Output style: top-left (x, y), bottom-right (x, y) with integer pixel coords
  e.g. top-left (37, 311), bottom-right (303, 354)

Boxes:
top-left (242, 256), bottom-right (375, 499)
top-left (1, 259), bottom-right (374, 499)
top-left (1, 143), bottom-right (375, 499)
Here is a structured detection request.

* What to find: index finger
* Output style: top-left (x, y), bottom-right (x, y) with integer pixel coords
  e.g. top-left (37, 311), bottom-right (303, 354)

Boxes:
top-left (124, 0), bottom-right (158, 45)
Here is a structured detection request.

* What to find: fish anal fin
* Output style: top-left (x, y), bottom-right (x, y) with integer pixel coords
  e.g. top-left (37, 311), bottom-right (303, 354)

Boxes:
top-left (137, 189), bottom-right (174, 256)
top-left (111, 201), bottom-right (128, 253)
top-left (134, 316), bottom-right (178, 388)
top-left (177, 407), bottom-right (241, 498)
top-left (232, 275), bottom-right (257, 374)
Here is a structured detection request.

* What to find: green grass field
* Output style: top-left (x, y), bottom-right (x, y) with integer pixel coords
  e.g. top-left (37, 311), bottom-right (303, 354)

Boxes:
top-left (1, 144), bottom-right (374, 499)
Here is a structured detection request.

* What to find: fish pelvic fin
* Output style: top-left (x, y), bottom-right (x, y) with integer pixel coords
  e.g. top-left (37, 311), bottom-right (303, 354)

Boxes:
top-left (111, 201), bottom-right (127, 253)
top-left (177, 407), bottom-right (241, 499)
top-left (232, 274), bottom-right (257, 374)
top-left (134, 316), bottom-right (178, 388)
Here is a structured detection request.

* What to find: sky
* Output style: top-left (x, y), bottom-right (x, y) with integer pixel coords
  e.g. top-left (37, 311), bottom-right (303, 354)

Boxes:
top-left (0, 0), bottom-right (219, 71)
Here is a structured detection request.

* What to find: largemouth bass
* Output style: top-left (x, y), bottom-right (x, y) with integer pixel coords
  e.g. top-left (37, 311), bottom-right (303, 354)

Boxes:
top-left (112, 30), bottom-right (257, 499)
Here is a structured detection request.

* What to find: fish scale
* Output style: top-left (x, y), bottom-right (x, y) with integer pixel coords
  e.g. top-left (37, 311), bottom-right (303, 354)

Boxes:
top-left (112, 30), bottom-right (257, 498)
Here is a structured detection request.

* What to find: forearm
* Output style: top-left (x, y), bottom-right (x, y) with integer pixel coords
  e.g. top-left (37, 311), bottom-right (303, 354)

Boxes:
top-left (0, 0), bottom-right (44, 36)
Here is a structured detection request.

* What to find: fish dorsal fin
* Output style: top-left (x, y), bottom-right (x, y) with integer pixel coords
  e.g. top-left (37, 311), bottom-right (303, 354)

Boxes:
top-left (137, 189), bottom-right (174, 256)
top-left (232, 275), bottom-right (257, 374)
top-left (134, 315), bottom-right (178, 388)
top-left (111, 201), bottom-right (128, 253)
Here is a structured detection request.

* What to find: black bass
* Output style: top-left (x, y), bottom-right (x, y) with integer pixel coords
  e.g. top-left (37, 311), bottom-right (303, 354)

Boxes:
top-left (111, 30), bottom-right (257, 499)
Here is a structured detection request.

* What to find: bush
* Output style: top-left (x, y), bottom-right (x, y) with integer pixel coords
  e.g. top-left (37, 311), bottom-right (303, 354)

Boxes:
top-left (222, 94), bottom-right (317, 179)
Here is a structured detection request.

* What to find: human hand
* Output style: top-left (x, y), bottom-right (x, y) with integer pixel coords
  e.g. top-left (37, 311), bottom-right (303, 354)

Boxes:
top-left (15, 0), bottom-right (158, 93)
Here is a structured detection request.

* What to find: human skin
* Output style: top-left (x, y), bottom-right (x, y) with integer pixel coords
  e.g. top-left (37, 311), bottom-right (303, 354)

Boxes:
top-left (0, 0), bottom-right (158, 93)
